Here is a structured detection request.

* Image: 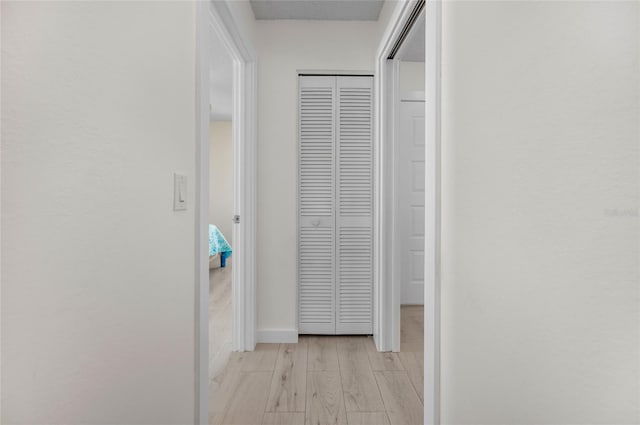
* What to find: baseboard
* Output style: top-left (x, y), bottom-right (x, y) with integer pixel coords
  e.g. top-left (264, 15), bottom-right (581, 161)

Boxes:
top-left (256, 328), bottom-right (299, 344)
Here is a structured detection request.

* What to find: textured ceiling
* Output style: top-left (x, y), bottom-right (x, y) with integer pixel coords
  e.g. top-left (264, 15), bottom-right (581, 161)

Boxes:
top-left (250, 0), bottom-right (385, 21)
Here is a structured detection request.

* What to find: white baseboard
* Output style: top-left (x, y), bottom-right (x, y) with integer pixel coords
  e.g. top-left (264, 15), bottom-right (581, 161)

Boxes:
top-left (256, 328), bottom-right (299, 344)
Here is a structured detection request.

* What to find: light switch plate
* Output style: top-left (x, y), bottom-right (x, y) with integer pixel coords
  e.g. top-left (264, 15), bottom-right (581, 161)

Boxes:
top-left (174, 173), bottom-right (187, 211)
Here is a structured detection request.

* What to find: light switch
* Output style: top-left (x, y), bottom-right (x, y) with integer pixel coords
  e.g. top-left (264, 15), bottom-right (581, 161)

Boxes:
top-left (174, 173), bottom-right (187, 211)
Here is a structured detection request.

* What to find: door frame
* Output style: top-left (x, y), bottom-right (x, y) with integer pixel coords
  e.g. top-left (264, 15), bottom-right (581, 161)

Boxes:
top-left (195, 1), bottom-right (257, 423)
top-left (374, 0), bottom-right (441, 423)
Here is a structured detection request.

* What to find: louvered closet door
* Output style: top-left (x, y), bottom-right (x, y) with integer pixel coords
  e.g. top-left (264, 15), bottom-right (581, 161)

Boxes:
top-left (298, 76), bottom-right (336, 334)
top-left (336, 76), bottom-right (373, 334)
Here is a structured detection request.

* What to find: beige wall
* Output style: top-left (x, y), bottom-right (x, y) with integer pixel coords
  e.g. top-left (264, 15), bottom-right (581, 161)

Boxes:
top-left (209, 121), bottom-right (233, 245)
top-left (1, 2), bottom-right (196, 423)
top-left (440, 1), bottom-right (639, 423)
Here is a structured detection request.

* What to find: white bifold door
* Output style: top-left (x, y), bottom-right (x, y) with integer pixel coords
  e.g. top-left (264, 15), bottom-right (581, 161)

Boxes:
top-left (298, 75), bottom-right (373, 335)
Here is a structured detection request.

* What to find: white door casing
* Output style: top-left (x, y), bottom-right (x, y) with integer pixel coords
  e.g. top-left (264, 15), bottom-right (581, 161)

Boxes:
top-left (196, 1), bottom-right (257, 423)
top-left (398, 100), bottom-right (425, 305)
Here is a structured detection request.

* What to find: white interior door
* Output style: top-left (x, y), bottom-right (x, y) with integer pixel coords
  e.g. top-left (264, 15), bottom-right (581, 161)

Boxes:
top-left (398, 100), bottom-right (425, 305)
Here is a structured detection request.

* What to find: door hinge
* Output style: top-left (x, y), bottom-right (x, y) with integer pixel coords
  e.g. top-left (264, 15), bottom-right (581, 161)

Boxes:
top-left (233, 215), bottom-right (240, 224)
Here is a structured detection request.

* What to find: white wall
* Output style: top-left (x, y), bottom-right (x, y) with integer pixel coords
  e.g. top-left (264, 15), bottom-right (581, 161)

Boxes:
top-left (399, 61), bottom-right (425, 99)
top-left (440, 2), bottom-right (639, 423)
top-left (377, 0), bottom-right (403, 40)
top-left (1, 2), bottom-right (196, 423)
top-left (255, 20), bottom-right (384, 335)
top-left (209, 121), bottom-right (234, 245)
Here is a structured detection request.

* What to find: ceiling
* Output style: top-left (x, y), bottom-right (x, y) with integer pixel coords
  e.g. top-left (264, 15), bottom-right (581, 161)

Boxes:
top-left (396, 10), bottom-right (425, 62)
top-left (209, 29), bottom-right (233, 121)
top-left (250, 0), bottom-right (385, 21)
top-left (211, 0), bottom-right (422, 118)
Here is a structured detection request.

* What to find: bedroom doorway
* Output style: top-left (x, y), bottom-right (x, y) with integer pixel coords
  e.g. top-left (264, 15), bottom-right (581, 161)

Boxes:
top-left (196, 1), bottom-right (258, 422)
top-left (207, 21), bottom-right (234, 387)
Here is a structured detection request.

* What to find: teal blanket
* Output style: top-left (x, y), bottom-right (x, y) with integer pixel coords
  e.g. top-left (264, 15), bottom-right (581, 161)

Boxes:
top-left (209, 224), bottom-right (232, 257)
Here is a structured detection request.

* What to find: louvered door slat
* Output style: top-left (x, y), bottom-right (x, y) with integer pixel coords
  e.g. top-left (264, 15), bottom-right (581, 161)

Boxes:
top-left (336, 76), bottom-right (373, 334)
top-left (298, 75), bottom-right (373, 336)
top-left (298, 76), bottom-right (336, 334)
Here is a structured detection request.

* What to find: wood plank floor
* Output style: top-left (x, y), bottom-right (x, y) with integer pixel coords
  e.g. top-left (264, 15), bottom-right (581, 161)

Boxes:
top-left (209, 268), bottom-right (424, 425)
top-left (209, 261), bottom-right (233, 382)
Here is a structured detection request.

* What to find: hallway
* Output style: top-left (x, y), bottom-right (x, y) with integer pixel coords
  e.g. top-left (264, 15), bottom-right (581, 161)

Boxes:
top-left (209, 268), bottom-right (424, 425)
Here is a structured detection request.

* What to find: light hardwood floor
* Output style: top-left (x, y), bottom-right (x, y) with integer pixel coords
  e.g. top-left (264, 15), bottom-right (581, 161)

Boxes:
top-left (209, 268), bottom-right (424, 425)
top-left (209, 261), bottom-right (233, 382)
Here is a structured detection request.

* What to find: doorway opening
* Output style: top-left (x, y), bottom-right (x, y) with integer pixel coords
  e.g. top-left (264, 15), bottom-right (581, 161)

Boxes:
top-left (395, 15), bottom-right (426, 356)
top-left (195, 1), bottom-right (258, 422)
top-left (375, 0), bottom-right (441, 423)
top-left (196, 0), bottom-right (441, 423)
top-left (207, 20), bottom-right (235, 390)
